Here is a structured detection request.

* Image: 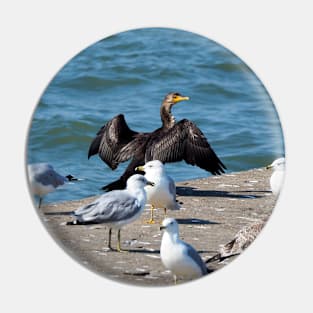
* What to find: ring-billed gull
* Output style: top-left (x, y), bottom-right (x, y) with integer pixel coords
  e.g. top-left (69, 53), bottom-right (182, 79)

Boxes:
top-left (205, 219), bottom-right (266, 263)
top-left (27, 163), bottom-right (77, 208)
top-left (160, 218), bottom-right (209, 284)
top-left (266, 157), bottom-right (285, 195)
top-left (67, 174), bottom-right (154, 252)
top-left (135, 160), bottom-right (180, 224)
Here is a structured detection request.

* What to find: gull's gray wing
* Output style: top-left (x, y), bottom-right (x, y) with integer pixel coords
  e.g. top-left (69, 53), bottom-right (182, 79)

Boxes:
top-left (168, 176), bottom-right (176, 197)
top-left (184, 243), bottom-right (208, 275)
top-left (167, 175), bottom-right (180, 210)
top-left (73, 190), bottom-right (140, 224)
top-left (30, 163), bottom-right (66, 187)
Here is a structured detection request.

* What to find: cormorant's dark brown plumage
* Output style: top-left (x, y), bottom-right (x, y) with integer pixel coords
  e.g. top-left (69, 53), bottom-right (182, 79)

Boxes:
top-left (88, 92), bottom-right (226, 191)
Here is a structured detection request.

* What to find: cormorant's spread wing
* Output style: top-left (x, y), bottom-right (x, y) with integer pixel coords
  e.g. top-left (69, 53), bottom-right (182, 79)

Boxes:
top-left (146, 119), bottom-right (226, 175)
top-left (116, 133), bottom-right (150, 163)
top-left (88, 114), bottom-right (138, 169)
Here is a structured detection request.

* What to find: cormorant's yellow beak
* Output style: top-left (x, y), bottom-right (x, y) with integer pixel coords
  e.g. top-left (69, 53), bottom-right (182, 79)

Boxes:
top-left (135, 165), bottom-right (145, 172)
top-left (173, 95), bottom-right (190, 103)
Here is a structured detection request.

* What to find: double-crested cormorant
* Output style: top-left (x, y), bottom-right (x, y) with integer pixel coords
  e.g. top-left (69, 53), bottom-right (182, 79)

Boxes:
top-left (88, 92), bottom-right (226, 191)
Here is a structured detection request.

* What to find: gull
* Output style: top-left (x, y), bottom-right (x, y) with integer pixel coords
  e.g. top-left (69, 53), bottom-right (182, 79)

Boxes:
top-left (27, 163), bottom-right (77, 208)
top-left (160, 218), bottom-right (209, 284)
top-left (67, 174), bottom-right (154, 252)
top-left (205, 219), bottom-right (266, 263)
top-left (135, 160), bottom-right (180, 224)
top-left (266, 157), bottom-right (285, 195)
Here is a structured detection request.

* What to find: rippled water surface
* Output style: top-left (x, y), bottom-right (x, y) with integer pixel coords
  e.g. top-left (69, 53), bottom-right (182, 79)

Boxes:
top-left (27, 28), bottom-right (284, 203)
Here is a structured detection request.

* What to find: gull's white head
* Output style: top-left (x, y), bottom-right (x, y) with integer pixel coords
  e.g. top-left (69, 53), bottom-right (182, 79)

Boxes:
top-left (126, 174), bottom-right (154, 189)
top-left (160, 217), bottom-right (179, 234)
top-left (135, 160), bottom-right (164, 174)
top-left (266, 157), bottom-right (285, 171)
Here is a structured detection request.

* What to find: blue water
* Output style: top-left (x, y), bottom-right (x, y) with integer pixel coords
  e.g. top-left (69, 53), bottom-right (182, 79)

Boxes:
top-left (26, 27), bottom-right (284, 204)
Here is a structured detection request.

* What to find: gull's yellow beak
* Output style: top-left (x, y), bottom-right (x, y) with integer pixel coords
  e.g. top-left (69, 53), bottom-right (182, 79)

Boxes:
top-left (147, 180), bottom-right (155, 187)
top-left (173, 95), bottom-right (190, 103)
top-left (266, 164), bottom-right (272, 170)
top-left (135, 165), bottom-right (145, 172)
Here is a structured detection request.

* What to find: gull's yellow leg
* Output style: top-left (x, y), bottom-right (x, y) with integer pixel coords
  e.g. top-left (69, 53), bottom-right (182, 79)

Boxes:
top-left (38, 197), bottom-right (42, 209)
top-left (146, 204), bottom-right (156, 224)
top-left (158, 207), bottom-right (168, 225)
top-left (116, 229), bottom-right (128, 252)
top-left (174, 275), bottom-right (177, 285)
top-left (108, 228), bottom-right (113, 250)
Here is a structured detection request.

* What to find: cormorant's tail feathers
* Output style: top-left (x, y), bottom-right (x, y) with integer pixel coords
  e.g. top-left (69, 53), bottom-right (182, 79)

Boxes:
top-left (101, 178), bottom-right (126, 192)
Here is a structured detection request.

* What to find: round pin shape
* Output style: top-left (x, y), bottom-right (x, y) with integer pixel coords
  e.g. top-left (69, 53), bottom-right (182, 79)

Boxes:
top-left (26, 27), bottom-right (285, 286)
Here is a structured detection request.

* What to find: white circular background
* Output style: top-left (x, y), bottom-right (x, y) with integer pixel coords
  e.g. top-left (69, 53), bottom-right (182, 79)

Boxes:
top-left (1, 1), bottom-right (312, 312)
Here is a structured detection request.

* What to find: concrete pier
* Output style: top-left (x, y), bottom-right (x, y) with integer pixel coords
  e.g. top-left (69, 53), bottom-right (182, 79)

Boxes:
top-left (38, 167), bottom-right (278, 286)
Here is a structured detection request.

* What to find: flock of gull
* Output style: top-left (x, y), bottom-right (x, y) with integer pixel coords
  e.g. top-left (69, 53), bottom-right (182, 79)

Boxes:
top-left (27, 92), bottom-right (285, 284)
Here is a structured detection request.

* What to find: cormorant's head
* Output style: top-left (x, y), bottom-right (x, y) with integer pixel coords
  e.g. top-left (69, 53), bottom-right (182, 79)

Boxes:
top-left (163, 92), bottom-right (190, 105)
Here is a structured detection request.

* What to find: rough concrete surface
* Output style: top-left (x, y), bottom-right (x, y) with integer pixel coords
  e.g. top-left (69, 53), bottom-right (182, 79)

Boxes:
top-left (38, 167), bottom-right (278, 287)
